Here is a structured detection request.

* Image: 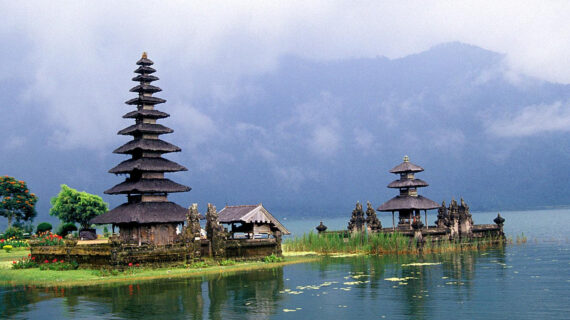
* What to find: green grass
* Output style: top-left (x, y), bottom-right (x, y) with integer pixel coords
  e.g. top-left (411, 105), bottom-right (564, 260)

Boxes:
top-left (0, 247), bottom-right (30, 265)
top-left (0, 255), bottom-right (320, 287)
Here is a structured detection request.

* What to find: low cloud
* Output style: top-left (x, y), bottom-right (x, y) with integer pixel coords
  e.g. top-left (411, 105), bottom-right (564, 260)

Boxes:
top-left (486, 101), bottom-right (570, 137)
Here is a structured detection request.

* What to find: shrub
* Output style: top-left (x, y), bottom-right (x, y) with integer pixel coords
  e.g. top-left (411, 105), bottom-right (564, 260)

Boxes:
top-left (36, 222), bottom-right (53, 234)
top-left (189, 261), bottom-right (210, 268)
top-left (57, 223), bottom-right (77, 237)
top-left (103, 226), bottom-right (110, 238)
top-left (12, 254), bottom-right (37, 269)
top-left (3, 245), bottom-right (13, 253)
top-left (263, 254), bottom-right (283, 263)
top-left (3, 227), bottom-right (23, 240)
top-left (39, 259), bottom-right (78, 271)
top-left (219, 259), bottom-right (236, 266)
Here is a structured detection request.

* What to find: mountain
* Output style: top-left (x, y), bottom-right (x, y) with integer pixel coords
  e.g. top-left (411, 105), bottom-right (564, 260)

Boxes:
top-left (2, 42), bottom-right (569, 227)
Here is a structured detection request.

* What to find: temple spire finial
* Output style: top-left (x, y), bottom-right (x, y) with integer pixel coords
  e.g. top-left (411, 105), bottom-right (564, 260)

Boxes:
top-left (142, 52), bottom-right (147, 59)
top-left (403, 155), bottom-right (409, 162)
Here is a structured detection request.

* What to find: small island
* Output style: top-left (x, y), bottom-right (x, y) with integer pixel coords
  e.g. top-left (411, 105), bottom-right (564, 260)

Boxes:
top-left (2, 54), bottom-right (506, 287)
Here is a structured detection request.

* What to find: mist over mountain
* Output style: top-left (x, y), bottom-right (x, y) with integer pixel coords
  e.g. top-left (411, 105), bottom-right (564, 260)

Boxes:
top-left (2, 42), bottom-right (569, 226)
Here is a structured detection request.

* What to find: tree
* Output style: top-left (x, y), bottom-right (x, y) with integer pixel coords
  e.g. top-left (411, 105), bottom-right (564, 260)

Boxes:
top-left (0, 176), bottom-right (38, 227)
top-left (49, 185), bottom-right (108, 230)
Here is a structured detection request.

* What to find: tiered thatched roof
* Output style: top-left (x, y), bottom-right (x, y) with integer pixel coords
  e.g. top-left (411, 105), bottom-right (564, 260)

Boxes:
top-left (93, 53), bottom-right (190, 225)
top-left (378, 156), bottom-right (439, 212)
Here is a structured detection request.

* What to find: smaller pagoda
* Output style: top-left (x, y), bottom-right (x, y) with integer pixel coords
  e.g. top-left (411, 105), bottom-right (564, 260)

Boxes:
top-left (377, 156), bottom-right (440, 230)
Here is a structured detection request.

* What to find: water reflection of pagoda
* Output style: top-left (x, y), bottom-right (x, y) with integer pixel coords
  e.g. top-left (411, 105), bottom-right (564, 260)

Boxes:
top-left (92, 53), bottom-right (191, 245)
top-left (377, 156), bottom-right (439, 230)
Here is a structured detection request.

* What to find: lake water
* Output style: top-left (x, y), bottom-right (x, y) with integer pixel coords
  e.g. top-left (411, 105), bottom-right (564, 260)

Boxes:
top-left (1, 209), bottom-right (569, 319)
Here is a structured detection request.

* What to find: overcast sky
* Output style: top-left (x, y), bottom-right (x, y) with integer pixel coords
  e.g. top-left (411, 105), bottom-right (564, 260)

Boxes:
top-left (2, 1), bottom-right (569, 150)
top-left (2, 1), bottom-right (570, 219)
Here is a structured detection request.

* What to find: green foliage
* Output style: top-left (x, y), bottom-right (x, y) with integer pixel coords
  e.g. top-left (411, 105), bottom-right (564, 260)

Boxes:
top-left (12, 255), bottom-right (37, 269)
top-left (2, 227), bottom-right (23, 240)
top-left (3, 245), bottom-right (13, 253)
top-left (103, 226), bottom-right (110, 238)
top-left (39, 259), bottom-right (79, 271)
top-left (0, 176), bottom-right (38, 227)
top-left (36, 222), bottom-right (53, 234)
top-left (263, 254), bottom-right (283, 263)
top-left (189, 261), bottom-right (210, 269)
top-left (56, 223), bottom-right (77, 237)
top-left (12, 221), bottom-right (34, 234)
top-left (218, 259), bottom-right (236, 266)
top-left (49, 185), bottom-right (108, 230)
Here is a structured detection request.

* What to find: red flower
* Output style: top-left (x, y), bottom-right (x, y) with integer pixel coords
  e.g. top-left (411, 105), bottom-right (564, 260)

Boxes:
top-left (52, 258), bottom-right (57, 263)
top-left (28, 253), bottom-right (31, 257)
top-left (128, 263), bottom-right (133, 267)
top-left (31, 257), bottom-right (36, 260)
top-left (135, 263), bottom-right (140, 267)
top-left (60, 260), bottom-right (64, 263)
top-left (12, 261), bottom-right (16, 264)
top-left (44, 260), bottom-right (49, 263)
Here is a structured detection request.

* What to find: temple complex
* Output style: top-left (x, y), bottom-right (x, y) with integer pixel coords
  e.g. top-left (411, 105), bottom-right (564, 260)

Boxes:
top-left (91, 53), bottom-right (191, 246)
top-left (377, 155), bottom-right (440, 230)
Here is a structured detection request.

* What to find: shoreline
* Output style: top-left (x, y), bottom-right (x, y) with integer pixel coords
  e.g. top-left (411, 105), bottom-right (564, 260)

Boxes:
top-left (0, 251), bottom-right (321, 288)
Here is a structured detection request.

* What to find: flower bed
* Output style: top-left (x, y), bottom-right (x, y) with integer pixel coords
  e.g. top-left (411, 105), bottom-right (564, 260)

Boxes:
top-left (29, 232), bottom-right (64, 246)
top-left (39, 258), bottom-right (79, 271)
top-left (0, 237), bottom-right (29, 249)
top-left (12, 254), bottom-right (37, 269)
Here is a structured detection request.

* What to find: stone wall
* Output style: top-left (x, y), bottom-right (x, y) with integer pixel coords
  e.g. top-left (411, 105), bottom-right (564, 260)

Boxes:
top-left (30, 237), bottom-right (282, 267)
top-left (224, 239), bottom-right (281, 259)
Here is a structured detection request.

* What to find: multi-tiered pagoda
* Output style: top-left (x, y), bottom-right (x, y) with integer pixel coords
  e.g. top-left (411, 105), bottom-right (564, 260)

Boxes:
top-left (377, 156), bottom-right (439, 230)
top-left (92, 53), bottom-right (190, 245)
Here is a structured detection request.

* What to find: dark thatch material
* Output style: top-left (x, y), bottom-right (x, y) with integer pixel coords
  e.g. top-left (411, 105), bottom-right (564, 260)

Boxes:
top-left (109, 157), bottom-right (188, 174)
top-left (218, 204), bottom-right (290, 235)
top-left (129, 84), bottom-right (162, 94)
top-left (377, 195), bottom-right (440, 211)
top-left (125, 95), bottom-right (166, 106)
top-left (132, 74), bottom-right (159, 82)
top-left (389, 161), bottom-right (424, 173)
top-left (136, 56), bottom-right (154, 66)
top-left (91, 201), bottom-right (187, 224)
top-left (118, 123), bottom-right (173, 136)
top-left (387, 179), bottom-right (429, 188)
top-left (105, 178), bottom-right (191, 195)
top-left (113, 139), bottom-right (181, 154)
top-left (134, 65), bottom-right (156, 74)
top-left (122, 109), bottom-right (169, 119)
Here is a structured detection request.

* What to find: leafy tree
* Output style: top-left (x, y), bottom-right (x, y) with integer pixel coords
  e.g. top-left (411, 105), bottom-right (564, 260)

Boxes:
top-left (49, 185), bottom-right (108, 230)
top-left (0, 176), bottom-right (38, 227)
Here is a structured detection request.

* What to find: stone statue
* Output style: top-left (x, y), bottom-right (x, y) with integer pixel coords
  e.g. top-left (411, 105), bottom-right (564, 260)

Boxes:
top-left (435, 200), bottom-right (450, 227)
top-left (365, 201), bottom-right (382, 232)
top-left (205, 203), bottom-right (226, 257)
top-left (186, 203), bottom-right (201, 240)
top-left (348, 202), bottom-right (365, 233)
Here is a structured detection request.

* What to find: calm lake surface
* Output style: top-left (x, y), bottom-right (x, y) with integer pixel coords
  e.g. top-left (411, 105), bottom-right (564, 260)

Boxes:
top-left (1, 209), bottom-right (569, 319)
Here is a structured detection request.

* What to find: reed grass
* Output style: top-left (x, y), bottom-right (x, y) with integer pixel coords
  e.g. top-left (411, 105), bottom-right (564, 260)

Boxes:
top-left (284, 231), bottom-right (413, 255)
top-left (284, 231), bottom-right (506, 255)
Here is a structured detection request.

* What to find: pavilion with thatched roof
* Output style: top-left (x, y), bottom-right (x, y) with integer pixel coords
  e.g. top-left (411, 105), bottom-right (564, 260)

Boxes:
top-left (377, 156), bottom-right (440, 230)
top-left (92, 53), bottom-right (190, 245)
top-left (218, 204), bottom-right (290, 239)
